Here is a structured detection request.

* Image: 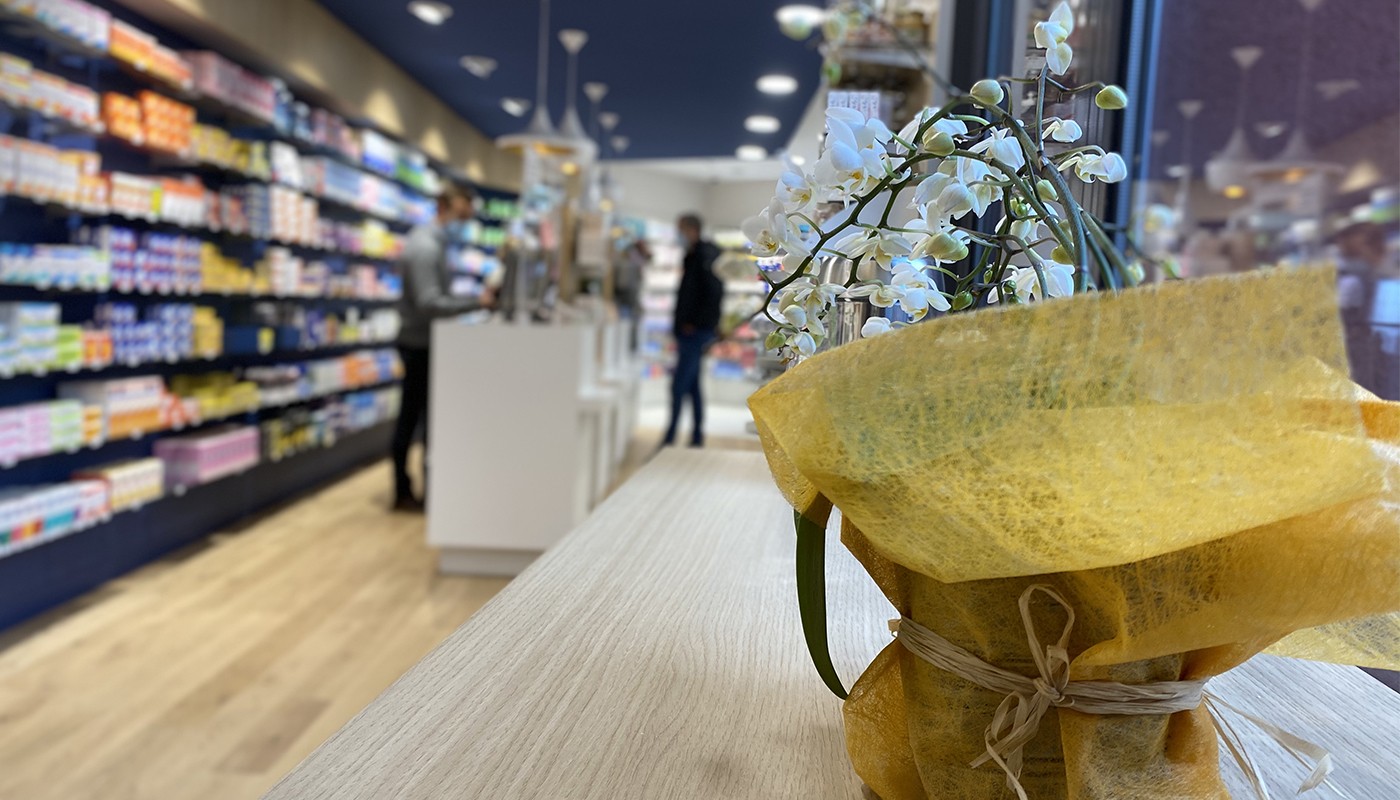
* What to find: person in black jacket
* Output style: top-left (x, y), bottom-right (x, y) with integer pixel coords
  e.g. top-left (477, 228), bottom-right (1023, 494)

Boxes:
top-left (664, 214), bottom-right (724, 447)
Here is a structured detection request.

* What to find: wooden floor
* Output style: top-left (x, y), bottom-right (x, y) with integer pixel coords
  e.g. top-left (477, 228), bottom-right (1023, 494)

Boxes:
top-left (0, 424), bottom-right (761, 800)
top-left (0, 460), bottom-right (510, 800)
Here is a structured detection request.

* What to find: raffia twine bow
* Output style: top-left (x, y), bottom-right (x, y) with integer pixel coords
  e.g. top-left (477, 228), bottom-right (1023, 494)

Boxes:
top-left (890, 584), bottom-right (1343, 800)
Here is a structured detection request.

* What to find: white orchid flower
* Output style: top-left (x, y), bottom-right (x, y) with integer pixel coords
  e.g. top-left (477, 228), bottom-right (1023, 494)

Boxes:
top-left (814, 128), bottom-right (887, 195)
top-left (987, 263), bottom-right (1076, 304)
top-left (789, 280), bottom-right (844, 315)
top-left (1008, 216), bottom-right (1045, 245)
top-left (845, 282), bottom-right (905, 308)
top-left (937, 158), bottom-right (999, 218)
top-left (1141, 203), bottom-right (1177, 234)
top-left (970, 128), bottom-right (1027, 174)
top-left (1041, 118), bottom-right (1083, 143)
top-left (743, 198), bottom-right (811, 257)
top-left (832, 227), bottom-right (913, 272)
top-left (1034, 2), bottom-right (1075, 75)
top-left (905, 217), bottom-right (971, 263)
top-left (828, 107), bottom-right (894, 152)
top-left (789, 330), bottom-right (817, 358)
top-left (780, 250), bottom-right (812, 274)
top-left (1067, 151), bottom-right (1128, 183)
top-left (776, 167), bottom-right (816, 212)
top-left (781, 304), bottom-right (809, 329)
top-left (889, 262), bottom-right (952, 320)
top-left (913, 173), bottom-right (976, 224)
top-left (860, 316), bottom-right (893, 338)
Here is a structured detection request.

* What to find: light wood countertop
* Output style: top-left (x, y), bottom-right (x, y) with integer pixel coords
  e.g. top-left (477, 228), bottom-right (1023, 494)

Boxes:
top-left (266, 450), bottom-right (1400, 799)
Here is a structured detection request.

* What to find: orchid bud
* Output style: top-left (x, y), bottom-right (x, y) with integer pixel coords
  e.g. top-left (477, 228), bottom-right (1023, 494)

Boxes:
top-left (923, 129), bottom-right (956, 157)
top-left (1035, 179), bottom-right (1057, 202)
top-left (1124, 260), bottom-right (1146, 286)
top-left (822, 59), bottom-right (842, 85)
top-left (951, 291), bottom-right (974, 311)
top-left (1007, 195), bottom-right (1031, 218)
top-left (969, 79), bottom-right (1004, 107)
top-left (1095, 85), bottom-right (1129, 110)
top-left (926, 232), bottom-right (969, 263)
top-left (1050, 245), bottom-right (1074, 265)
top-left (765, 331), bottom-right (786, 351)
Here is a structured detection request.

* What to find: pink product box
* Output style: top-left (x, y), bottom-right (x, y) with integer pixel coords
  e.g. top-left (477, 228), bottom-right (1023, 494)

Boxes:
top-left (0, 406), bottom-right (22, 464)
top-left (16, 404), bottom-right (51, 459)
top-left (73, 479), bottom-right (108, 525)
top-left (154, 425), bottom-right (259, 489)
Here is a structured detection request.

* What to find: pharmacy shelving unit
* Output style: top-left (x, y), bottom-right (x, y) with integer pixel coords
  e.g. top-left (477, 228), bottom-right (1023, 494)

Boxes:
top-left (0, 0), bottom-right (497, 630)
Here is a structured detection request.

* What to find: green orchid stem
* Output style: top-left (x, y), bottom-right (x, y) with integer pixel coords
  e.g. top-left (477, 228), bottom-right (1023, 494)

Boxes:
top-left (1051, 145), bottom-right (1107, 164)
top-left (1047, 167), bottom-right (1091, 291)
top-left (1035, 68), bottom-right (1048, 159)
top-left (795, 509), bottom-right (847, 700)
top-left (1085, 214), bottom-right (1126, 291)
top-left (1047, 77), bottom-right (1107, 96)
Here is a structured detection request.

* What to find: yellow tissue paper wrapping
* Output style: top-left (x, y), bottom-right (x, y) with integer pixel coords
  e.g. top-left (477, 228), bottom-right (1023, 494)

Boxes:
top-left (748, 268), bottom-right (1400, 799)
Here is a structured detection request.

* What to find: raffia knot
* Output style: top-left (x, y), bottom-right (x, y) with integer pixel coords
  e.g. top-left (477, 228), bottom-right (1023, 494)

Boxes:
top-left (890, 584), bottom-right (1341, 800)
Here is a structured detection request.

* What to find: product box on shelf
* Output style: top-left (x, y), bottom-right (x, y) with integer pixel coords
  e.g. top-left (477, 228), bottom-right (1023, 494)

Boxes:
top-left (0, 301), bottom-right (59, 373)
top-left (106, 171), bottom-right (158, 221)
top-left (0, 479), bottom-right (109, 555)
top-left (0, 399), bottom-right (85, 463)
top-left (185, 50), bottom-right (277, 124)
top-left (74, 457), bottom-right (163, 513)
top-left (168, 372), bottom-right (259, 421)
top-left (3, 0), bottom-right (113, 52)
top-left (154, 424), bottom-right (260, 491)
top-left (135, 90), bottom-right (194, 154)
top-left (59, 376), bottom-right (165, 440)
top-left (102, 91), bottom-right (142, 144)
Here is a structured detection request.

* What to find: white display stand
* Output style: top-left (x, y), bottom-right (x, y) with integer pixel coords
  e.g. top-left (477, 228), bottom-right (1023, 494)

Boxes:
top-left (427, 319), bottom-right (635, 576)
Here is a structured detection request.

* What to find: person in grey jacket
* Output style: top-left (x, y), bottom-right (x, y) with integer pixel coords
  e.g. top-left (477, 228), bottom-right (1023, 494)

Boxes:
top-left (391, 185), bottom-right (494, 511)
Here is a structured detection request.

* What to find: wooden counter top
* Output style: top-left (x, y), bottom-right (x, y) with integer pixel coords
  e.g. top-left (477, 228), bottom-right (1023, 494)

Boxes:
top-left (267, 450), bottom-right (1400, 799)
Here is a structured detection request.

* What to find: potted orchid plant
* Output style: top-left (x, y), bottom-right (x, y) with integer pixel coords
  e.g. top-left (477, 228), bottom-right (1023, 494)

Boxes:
top-left (741, 4), bottom-right (1400, 800)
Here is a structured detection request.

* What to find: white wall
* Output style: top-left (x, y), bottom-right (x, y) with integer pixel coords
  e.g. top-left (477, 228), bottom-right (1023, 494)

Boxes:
top-left (610, 164), bottom-right (707, 226)
top-left (702, 181), bottom-right (778, 231)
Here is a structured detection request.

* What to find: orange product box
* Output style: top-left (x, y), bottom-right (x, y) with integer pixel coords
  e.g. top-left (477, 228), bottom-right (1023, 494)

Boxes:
top-left (109, 20), bottom-right (156, 72)
top-left (82, 329), bottom-right (113, 368)
top-left (102, 92), bottom-right (142, 144)
top-left (81, 406), bottom-right (104, 447)
top-left (149, 45), bottom-right (192, 90)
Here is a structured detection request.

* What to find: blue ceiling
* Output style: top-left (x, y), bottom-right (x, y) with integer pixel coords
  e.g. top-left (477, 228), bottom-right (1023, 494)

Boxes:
top-left (316, 0), bottom-right (824, 160)
top-left (1150, 0), bottom-right (1399, 178)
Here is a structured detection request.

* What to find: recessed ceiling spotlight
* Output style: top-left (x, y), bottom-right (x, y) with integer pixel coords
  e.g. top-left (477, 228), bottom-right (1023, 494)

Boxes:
top-left (459, 56), bottom-right (497, 78)
top-left (500, 97), bottom-right (532, 117)
top-left (745, 115), bottom-right (781, 134)
top-left (775, 5), bottom-right (826, 39)
top-left (757, 74), bottom-right (799, 95)
top-left (407, 1), bottom-right (453, 25)
top-left (736, 145), bottom-right (767, 161)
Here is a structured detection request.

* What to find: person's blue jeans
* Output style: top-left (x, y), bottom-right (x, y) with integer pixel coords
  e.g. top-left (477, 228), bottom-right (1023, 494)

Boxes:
top-left (664, 331), bottom-right (713, 446)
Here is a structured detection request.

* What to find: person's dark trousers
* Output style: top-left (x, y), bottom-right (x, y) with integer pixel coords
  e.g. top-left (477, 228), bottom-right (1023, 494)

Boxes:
top-left (664, 331), bottom-right (712, 447)
top-left (391, 345), bottom-right (431, 502)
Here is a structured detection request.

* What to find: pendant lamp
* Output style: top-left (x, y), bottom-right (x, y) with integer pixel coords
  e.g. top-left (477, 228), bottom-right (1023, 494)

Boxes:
top-left (498, 0), bottom-right (584, 159)
top-left (1205, 47), bottom-right (1262, 196)
top-left (1255, 0), bottom-right (1342, 183)
top-left (555, 29), bottom-right (597, 164)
